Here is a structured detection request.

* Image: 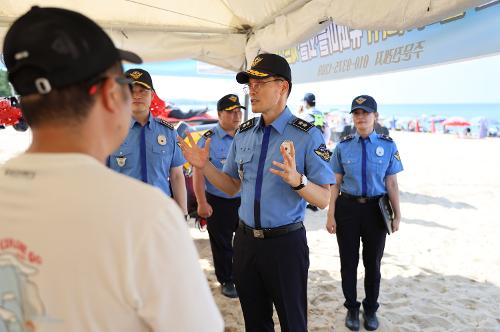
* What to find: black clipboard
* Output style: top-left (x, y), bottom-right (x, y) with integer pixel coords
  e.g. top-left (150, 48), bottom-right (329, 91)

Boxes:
top-left (378, 195), bottom-right (394, 235)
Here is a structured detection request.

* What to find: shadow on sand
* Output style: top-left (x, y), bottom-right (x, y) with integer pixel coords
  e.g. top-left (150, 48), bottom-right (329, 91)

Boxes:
top-left (400, 191), bottom-right (476, 210)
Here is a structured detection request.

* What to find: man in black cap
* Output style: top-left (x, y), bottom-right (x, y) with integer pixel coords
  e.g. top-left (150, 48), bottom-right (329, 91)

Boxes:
top-left (0, 6), bottom-right (222, 332)
top-left (298, 92), bottom-right (331, 144)
top-left (179, 53), bottom-right (335, 331)
top-left (108, 68), bottom-right (187, 216)
top-left (192, 94), bottom-right (244, 298)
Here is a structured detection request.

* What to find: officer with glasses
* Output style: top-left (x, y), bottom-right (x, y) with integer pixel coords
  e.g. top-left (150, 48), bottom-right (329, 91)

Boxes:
top-left (108, 69), bottom-right (187, 215)
top-left (192, 94), bottom-right (244, 299)
top-left (179, 53), bottom-right (334, 332)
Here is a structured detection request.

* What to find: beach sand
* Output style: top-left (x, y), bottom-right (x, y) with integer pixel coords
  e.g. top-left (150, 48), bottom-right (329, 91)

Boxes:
top-left (2, 128), bottom-right (500, 331)
top-left (190, 131), bottom-right (500, 332)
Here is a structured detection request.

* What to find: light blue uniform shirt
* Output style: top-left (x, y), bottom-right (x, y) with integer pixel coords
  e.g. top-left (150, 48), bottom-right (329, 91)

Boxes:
top-left (108, 113), bottom-right (185, 196)
top-left (223, 107), bottom-right (335, 228)
top-left (331, 130), bottom-right (403, 197)
top-left (198, 124), bottom-right (240, 199)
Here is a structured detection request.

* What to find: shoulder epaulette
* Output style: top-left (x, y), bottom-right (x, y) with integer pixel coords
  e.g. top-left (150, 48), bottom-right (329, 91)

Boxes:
top-left (340, 135), bottom-right (354, 143)
top-left (291, 118), bottom-right (313, 132)
top-left (378, 134), bottom-right (393, 142)
top-left (238, 118), bottom-right (256, 133)
top-left (156, 118), bottom-right (174, 130)
top-left (203, 129), bottom-right (215, 139)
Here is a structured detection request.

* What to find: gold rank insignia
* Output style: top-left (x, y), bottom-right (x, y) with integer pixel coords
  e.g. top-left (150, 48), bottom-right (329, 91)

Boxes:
top-left (238, 118), bottom-right (256, 133)
top-left (355, 97), bottom-right (367, 104)
top-left (128, 71), bottom-right (143, 80)
top-left (291, 118), bottom-right (313, 132)
top-left (394, 151), bottom-right (401, 161)
top-left (314, 143), bottom-right (331, 162)
top-left (251, 56), bottom-right (263, 68)
top-left (229, 95), bottom-right (237, 102)
top-left (157, 118), bottom-right (174, 130)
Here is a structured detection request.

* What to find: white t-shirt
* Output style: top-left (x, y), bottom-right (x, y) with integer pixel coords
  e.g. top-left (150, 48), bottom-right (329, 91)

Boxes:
top-left (0, 153), bottom-right (223, 332)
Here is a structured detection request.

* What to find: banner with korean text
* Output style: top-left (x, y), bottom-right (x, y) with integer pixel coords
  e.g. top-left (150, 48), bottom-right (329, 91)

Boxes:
top-left (279, 2), bottom-right (500, 83)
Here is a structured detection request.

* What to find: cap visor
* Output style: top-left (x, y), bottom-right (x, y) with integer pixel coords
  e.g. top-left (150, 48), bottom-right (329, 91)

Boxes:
top-left (118, 49), bottom-right (142, 64)
top-left (131, 81), bottom-right (152, 90)
top-left (350, 106), bottom-right (375, 113)
top-left (223, 104), bottom-right (246, 111)
top-left (236, 69), bottom-right (271, 84)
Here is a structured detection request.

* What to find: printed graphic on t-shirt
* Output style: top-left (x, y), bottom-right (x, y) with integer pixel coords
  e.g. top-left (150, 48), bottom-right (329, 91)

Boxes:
top-left (0, 238), bottom-right (58, 331)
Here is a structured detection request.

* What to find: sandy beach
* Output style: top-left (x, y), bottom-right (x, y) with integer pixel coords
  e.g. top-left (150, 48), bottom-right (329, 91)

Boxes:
top-left (1, 128), bottom-right (500, 331)
top-left (191, 131), bottom-right (500, 332)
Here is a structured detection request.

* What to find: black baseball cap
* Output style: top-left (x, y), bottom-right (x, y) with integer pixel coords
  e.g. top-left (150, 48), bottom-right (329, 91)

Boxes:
top-left (125, 68), bottom-right (154, 90)
top-left (217, 94), bottom-right (246, 112)
top-left (303, 93), bottom-right (315, 104)
top-left (2, 6), bottom-right (142, 96)
top-left (350, 95), bottom-right (377, 113)
top-left (236, 53), bottom-right (292, 84)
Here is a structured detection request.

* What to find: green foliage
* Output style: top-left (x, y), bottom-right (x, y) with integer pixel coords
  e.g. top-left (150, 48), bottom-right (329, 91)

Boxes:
top-left (0, 70), bottom-right (12, 97)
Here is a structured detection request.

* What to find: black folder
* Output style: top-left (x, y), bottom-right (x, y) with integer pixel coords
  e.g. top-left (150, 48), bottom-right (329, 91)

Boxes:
top-left (378, 195), bottom-right (394, 235)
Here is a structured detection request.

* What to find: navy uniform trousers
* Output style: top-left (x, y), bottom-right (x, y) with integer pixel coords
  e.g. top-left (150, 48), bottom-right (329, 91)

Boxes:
top-left (233, 226), bottom-right (309, 332)
top-left (206, 192), bottom-right (240, 284)
top-left (335, 195), bottom-right (387, 314)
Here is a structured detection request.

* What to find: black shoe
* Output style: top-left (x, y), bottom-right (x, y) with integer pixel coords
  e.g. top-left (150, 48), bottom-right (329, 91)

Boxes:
top-left (363, 312), bottom-right (379, 331)
top-left (345, 308), bottom-right (360, 331)
top-left (221, 282), bottom-right (238, 298)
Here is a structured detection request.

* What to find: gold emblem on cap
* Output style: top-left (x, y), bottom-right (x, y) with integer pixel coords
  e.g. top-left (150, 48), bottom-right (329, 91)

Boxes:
top-left (229, 96), bottom-right (237, 102)
top-left (251, 56), bottom-right (263, 68)
top-left (355, 97), bottom-right (367, 104)
top-left (129, 71), bottom-right (143, 80)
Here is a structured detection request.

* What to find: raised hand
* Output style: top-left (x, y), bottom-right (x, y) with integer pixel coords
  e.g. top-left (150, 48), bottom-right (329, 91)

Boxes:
top-left (269, 141), bottom-right (301, 187)
top-left (177, 131), bottom-right (211, 170)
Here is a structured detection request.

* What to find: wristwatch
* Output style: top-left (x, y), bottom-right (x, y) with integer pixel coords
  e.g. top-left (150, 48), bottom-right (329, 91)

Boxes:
top-left (291, 174), bottom-right (308, 191)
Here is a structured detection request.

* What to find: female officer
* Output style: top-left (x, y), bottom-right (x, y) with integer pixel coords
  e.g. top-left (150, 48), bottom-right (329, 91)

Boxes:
top-left (326, 95), bottom-right (403, 331)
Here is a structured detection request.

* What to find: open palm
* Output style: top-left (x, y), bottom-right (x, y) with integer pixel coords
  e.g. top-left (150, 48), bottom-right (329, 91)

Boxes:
top-left (177, 131), bottom-right (211, 169)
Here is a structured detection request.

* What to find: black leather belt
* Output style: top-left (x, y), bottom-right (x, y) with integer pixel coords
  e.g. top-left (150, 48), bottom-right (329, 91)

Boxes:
top-left (238, 220), bottom-right (304, 239)
top-left (340, 192), bottom-right (383, 204)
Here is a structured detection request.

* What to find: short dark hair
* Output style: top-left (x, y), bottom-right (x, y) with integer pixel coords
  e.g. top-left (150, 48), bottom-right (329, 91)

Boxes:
top-left (20, 63), bottom-right (123, 127)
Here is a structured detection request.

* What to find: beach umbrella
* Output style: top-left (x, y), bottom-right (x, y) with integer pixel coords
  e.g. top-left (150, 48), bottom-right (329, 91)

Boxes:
top-left (442, 117), bottom-right (471, 126)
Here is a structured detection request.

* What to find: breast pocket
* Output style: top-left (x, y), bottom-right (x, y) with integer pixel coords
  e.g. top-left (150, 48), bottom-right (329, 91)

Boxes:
top-left (341, 154), bottom-right (360, 174)
top-left (110, 148), bottom-right (134, 171)
top-left (213, 149), bottom-right (229, 169)
top-left (235, 151), bottom-right (253, 183)
top-left (152, 144), bottom-right (173, 169)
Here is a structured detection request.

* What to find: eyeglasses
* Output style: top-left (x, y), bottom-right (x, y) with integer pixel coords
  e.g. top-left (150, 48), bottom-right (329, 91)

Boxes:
top-left (243, 79), bottom-right (284, 94)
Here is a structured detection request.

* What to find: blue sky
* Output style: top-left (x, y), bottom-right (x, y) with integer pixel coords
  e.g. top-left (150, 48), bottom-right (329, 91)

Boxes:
top-left (152, 53), bottom-right (500, 107)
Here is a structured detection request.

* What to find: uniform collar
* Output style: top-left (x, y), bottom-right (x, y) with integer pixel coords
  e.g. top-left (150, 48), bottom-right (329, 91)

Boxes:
top-left (258, 106), bottom-right (292, 135)
top-left (214, 124), bottom-right (233, 138)
top-left (354, 130), bottom-right (377, 142)
top-left (130, 112), bottom-right (152, 129)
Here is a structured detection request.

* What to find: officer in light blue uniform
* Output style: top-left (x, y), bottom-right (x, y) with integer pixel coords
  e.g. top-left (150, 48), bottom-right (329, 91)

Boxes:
top-left (193, 94), bottom-right (244, 299)
top-left (178, 53), bottom-right (334, 331)
top-left (224, 54), bottom-right (334, 331)
top-left (224, 108), bottom-right (333, 228)
top-left (108, 69), bottom-right (187, 214)
top-left (327, 95), bottom-right (403, 331)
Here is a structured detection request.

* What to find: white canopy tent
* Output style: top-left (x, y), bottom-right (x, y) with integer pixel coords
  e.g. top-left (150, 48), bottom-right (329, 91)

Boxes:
top-left (0, 0), bottom-right (489, 72)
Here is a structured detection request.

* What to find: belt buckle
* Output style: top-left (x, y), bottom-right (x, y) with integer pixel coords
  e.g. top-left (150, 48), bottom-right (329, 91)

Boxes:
top-left (253, 229), bottom-right (264, 238)
top-left (357, 197), bottom-right (367, 203)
